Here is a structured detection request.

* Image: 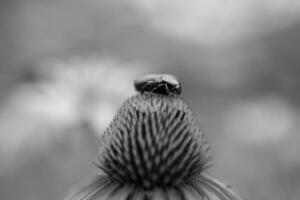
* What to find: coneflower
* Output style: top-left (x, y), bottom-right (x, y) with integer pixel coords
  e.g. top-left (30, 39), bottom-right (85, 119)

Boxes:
top-left (66, 93), bottom-right (241, 200)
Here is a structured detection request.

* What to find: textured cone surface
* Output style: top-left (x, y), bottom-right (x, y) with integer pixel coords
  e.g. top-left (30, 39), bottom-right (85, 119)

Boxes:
top-left (96, 94), bottom-right (211, 190)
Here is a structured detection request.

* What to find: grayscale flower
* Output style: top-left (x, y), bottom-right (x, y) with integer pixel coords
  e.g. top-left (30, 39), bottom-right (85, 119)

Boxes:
top-left (66, 94), bottom-right (241, 200)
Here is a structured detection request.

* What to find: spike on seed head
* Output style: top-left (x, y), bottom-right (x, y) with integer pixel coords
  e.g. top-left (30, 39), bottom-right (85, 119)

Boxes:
top-left (95, 93), bottom-right (211, 190)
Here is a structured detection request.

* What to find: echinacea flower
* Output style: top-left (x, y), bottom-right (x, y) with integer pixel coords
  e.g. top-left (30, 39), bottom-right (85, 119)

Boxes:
top-left (66, 93), bottom-right (241, 200)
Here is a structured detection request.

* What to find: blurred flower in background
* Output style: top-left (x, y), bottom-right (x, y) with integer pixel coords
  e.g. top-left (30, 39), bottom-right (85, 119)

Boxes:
top-left (225, 96), bottom-right (295, 145)
top-left (1, 0), bottom-right (300, 200)
top-left (0, 57), bottom-right (146, 199)
top-left (0, 57), bottom-right (145, 173)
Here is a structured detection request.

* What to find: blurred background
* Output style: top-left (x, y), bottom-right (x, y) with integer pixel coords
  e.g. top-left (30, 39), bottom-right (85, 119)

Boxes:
top-left (1, 0), bottom-right (300, 199)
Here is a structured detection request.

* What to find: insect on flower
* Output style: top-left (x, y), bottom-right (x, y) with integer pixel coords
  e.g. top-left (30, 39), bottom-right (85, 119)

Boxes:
top-left (134, 74), bottom-right (182, 96)
top-left (65, 84), bottom-right (242, 200)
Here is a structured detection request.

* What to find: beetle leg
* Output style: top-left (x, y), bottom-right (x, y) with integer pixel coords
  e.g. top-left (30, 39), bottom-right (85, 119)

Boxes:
top-left (139, 81), bottom-right (152, 93)
top-left (150, 83), bottom-right (165, 94)
top-left (164, 83), bottom-right (170, 95)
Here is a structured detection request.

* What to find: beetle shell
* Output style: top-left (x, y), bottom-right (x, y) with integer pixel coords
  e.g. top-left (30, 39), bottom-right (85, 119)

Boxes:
top-left (134, 74), bottom-right (182, 95)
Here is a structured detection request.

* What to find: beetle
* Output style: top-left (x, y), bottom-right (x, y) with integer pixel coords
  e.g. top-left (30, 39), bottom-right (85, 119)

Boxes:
top-left (134, 74), bottom-right (182, 96)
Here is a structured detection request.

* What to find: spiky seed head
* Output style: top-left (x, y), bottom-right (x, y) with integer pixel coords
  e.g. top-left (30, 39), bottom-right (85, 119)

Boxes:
top-left (95, 93), bottom-right (211, 190)
top-left (66, 93), bottom-right (242, 200)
